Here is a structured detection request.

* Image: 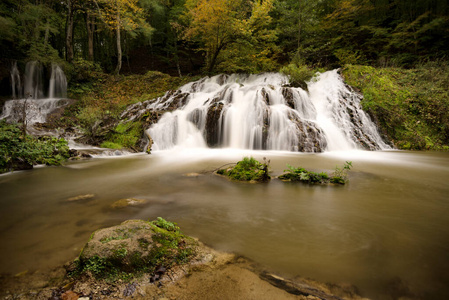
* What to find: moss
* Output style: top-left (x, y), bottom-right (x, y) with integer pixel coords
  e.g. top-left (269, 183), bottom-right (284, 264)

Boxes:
top-left (217, 157), bottom-right (270, 182)
top-left (100, 121), bottom-right (143, 150)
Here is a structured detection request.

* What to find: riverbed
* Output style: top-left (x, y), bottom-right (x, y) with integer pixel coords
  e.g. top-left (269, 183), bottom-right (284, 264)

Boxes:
top-left (0, 149), bottom-right (448, 299)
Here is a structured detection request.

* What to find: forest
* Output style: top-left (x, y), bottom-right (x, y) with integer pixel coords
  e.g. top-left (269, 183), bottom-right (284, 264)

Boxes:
top-left (0, 0), bottom-right (448, 78)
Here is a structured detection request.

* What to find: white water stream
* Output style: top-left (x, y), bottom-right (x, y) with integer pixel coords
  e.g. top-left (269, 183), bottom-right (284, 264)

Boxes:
top-left (141, 71), bottom-right (390, 152)
top-left (1, 61), bottom-right (69, 125)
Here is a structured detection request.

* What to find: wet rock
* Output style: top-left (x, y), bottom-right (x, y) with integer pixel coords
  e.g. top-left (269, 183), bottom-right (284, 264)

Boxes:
top-left (183, 172), bottom-right (202, 177)
top-left (110, 198), bottom-right (146, 209)
top-left (260, 272), bottom-right (343, 300)
top-left (205, 102), bottom-right (224, 147)
top-left (288, 112), bottom-right (327, 152)
top-left (61, 290), bottom-right (80, 300)
top-left (281, 87), bottom-right (296, 109)
top-left (66, 194), bottom-right (95, 202)
top-left (123, 282), bottom-right (138, 297)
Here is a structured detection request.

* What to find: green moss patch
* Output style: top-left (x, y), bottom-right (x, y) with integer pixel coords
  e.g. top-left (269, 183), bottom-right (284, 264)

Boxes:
top-left (100, 121), bottom-right (143, 150)
top-left (217, 157), bottom-right (270, 182)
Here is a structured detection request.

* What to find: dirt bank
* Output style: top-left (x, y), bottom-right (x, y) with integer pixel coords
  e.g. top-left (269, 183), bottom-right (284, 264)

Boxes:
top-left (1, 241), bottom-right (367, 300)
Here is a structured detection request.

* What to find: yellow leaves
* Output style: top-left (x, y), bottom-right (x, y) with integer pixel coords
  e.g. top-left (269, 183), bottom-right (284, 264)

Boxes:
top-left (96, 0), bottom-right (145, 32)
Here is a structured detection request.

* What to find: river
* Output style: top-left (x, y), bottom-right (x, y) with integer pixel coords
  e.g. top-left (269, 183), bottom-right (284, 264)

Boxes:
top-left (0, 149), bottom-right (448, 299)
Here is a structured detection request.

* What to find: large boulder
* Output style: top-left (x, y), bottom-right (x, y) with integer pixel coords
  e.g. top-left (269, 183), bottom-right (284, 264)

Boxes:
top-left (75, 219), bottom-right (197, 280)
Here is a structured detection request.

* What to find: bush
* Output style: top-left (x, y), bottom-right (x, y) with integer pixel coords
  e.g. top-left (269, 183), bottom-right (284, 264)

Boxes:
top-left (0, 121), bottom-right (71, 173)
top-left (280, 57), bottom-right (316, 90)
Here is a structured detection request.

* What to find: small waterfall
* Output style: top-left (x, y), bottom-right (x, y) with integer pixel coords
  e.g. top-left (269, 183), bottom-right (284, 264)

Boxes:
top-left (1, 62), bottom-right (70, 125)
top-left (24, 61), bottom-right (44, 99)
top-left (135, 71), bottom-right (390, 152)
top-left (11, 62), bottom-right (22, 99)
top-left (49, 64), bottom-right (67, 99)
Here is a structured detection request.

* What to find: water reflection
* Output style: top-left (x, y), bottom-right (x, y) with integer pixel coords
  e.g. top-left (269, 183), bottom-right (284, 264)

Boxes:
top-left (0, 150), bottom-right (448, 299)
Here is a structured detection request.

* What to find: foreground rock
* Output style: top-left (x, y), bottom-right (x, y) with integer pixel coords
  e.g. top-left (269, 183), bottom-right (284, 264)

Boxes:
top-left (72, 218), bottom-right (197, 282)
top-left (0, 219), bottom-right (369, 300)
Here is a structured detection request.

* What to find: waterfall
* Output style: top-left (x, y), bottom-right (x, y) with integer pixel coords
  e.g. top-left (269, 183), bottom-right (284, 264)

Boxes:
top-left (11, 62), bottom-right (22, 99)
top-left (1, 62), bottom-right (70, 125)
top-left (24, 61), bottom-right (44, 99)
top-left (49, 64), bottom-right (68, 99)
top-left (137, 71), bottom-right (390, 152)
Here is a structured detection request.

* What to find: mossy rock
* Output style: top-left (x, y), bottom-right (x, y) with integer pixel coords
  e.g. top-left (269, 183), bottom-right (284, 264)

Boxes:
top-left (216, 157), bottom-right (270, 183)
top-left (74, 219), bottom-right (197, 281)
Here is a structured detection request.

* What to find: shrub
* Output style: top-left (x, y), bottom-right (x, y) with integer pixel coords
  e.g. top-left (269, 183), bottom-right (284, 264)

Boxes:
top-left (279, 161), bottom-right (352, 185)
top-left (0, 121), bottom-right (71, 173)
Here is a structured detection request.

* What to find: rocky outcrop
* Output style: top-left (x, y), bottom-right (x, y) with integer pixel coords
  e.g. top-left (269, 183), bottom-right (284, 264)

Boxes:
top-left (205, 102), bottom-right (224, 147)
top-left (76, 219), bottom-right (197, 278)
top-left (288, 112), bottom-right (327, 152)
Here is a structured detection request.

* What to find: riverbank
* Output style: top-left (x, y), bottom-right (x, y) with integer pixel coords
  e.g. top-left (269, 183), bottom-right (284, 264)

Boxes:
top-left (0, 239), bottom-right (366, 300)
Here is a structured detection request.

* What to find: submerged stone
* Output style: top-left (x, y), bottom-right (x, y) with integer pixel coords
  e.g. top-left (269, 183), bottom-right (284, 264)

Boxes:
top-left (67, 194), bottom-right (95, 202)
top-left (110, 198), bottom-right (146, 209)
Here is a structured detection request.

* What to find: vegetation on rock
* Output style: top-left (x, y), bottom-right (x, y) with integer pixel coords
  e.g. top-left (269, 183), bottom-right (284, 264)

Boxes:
top-left (217, 157), bottom-right (270, 182)
top-left (342, 64), bottom-right (449, 150)
top-left (70, 218), bottom-right (197, 282)
top-left (0, 121), bottom-right (71, 173)
top-left (64, 71), bottom-right (199, 148)
top-left (279, 161), bottom-right (352, 185)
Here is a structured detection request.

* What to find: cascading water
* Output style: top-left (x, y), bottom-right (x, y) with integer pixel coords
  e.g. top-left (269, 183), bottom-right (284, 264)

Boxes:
top-left (124, 70), bottom-right (390, 152)
top-left (49, 64), bottom-right (68, 99)
top-left (1, 61), bottom-right (70, 125)
top-left (24, 61), bottom-right (44, 99)
top-left (11, 62), bottom-right (22, 99)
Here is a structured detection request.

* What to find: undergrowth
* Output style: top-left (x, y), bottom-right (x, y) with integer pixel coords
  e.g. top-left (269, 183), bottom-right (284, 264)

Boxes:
top-left (0, 121), bottom-right (70, 173)
top-left (279, 161), bottom-right (352, 185)
top-left (342, 63), bottom-right (449, 150)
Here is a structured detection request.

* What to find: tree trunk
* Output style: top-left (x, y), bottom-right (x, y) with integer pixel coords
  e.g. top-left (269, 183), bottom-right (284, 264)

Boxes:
top-left (115, 12), bottom-right (122, 75)
top-left (207, 43), bottom-right (225, 74)
top-left (66, 0), bottom-right (74, 63)
top-left (86, 12), bottom-right (95, 61)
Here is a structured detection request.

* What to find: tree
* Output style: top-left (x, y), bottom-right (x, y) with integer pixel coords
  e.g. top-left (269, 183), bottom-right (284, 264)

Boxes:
top-left (216, 0), bottom-right (279, 73)
top-left (183, 0), bottom-right (250, 73)
top-left (93, 0), bottom-right (153, 74)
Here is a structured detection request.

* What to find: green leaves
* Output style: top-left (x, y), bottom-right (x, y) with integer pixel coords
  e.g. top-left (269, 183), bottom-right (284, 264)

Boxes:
top-left (0, 121), bottom-right (70, 173)
top-left (279, 162), bottom-right (352, 185)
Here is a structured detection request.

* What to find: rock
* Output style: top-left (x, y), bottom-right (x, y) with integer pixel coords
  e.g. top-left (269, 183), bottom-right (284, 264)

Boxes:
top-left (14, 270), bottom-right (28, 277)
top-left (66, 194), bottom-right (95, 202)
top-left (77, 219), bottom-right (197, 279)
top-left (61, 290), bottom-right (80, 300)
top-left (259, 272), bottom-right (343, 300)
top-left (110, 198), bottom-right (146, 209)
top-left (205, 102), bottom-right (225, 147)
top-left (183, 173), bottom-right (202, 177)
